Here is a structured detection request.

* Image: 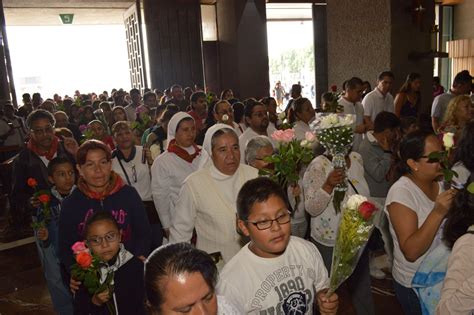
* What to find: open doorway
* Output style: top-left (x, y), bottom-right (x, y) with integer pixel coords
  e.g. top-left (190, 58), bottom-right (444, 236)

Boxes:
top-left (266, 3), bottom-right (315, 112)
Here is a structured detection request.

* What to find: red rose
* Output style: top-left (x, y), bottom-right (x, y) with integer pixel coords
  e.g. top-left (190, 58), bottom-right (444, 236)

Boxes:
top-left (76, 251), bottom-right (93, 269)
top-left (330, 85), bottom-right (338, 92)
top-left (358, 201), bottom-right (377, 220)
top-left (27, 178), bottom-right (38, 188)
top-left (38, 194), bottom-right (50, 204)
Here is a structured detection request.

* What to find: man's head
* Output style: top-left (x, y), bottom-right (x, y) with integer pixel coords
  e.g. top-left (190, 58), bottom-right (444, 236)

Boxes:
top-left (213, 100), bottom-right (234, 126)
top-left (373, 111), bottom-right (401, 147)
top-left (32, 93), bottom-right (42, 108)
top-left (376, 71), bottom-right (395, 95)
top-left (244, 101), bottom-right (269, 133)
top-left (54, 111), bottom-right (69, 128)
top-left (452, 70), bottom-right (473, 95)
top-left (3, 104), bottom-right (14, 119)
top-left (27, 109), bottom-right (56, 150)
top-left (290, 84), bottom-right (302, 99)
top-left (171, 84), bottom-right (184, 101)
top-left (22, 93), bottom-right (31, 105)
top-left (130, 88), bottom-right (141, 105)
top-left (237, 177), bottom-right (291, 258)
top-left (190, 91), bottom-right (207, 114)
top-left (344, 77), bottom-right (364, 103)
top-left (143, 92), bottom-right (157, 108)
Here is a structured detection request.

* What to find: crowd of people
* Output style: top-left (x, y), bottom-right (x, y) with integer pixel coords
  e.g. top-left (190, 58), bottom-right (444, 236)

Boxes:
top-left (1, 68), bottom-right (474, 314)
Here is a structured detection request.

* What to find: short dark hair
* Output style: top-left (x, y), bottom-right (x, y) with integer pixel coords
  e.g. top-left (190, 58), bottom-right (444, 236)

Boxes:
top-left (453, 70), bottom-right (472, 85)
top-left (145, 243), bottom-right (217, 313)
top-left (76, 140), bottom-right (112, 166)
top-left (289, 98), bottom-right (311, 124)
top-left (47, 157), bottom-right (74, 176)
top-left (190, 91), bottom-right (206, 104)
top-left (443, 173), bottom-right (474, 249)
top-left (345, 77), bottom-right (364, 90)
top-left (237, 177), bottom-right (289, 221)
top-left (291, 84), bottom-right (302, 94)
top-left (84, 211), bottom-right (120, 239)
top-left (453, 121), bottom-right (474, 172)
top-left (26, 109), bottom-right (56, 129)
top-left (171, 84), bottom-right (182, 91)
top-left (400, 116), bottom-right (418, 133)
top-left (373, 111), bottom-right (401, 133)
top-left (377, 71), bottom-right (395, 81)
top-left (232, 102), bottom-right (245, 123)
top-left (129, 88), bottom-right (140, 96)
top-left (143, 91), bottom-right (156, 102)
top-left (244, 101), bottom-right (265, 118)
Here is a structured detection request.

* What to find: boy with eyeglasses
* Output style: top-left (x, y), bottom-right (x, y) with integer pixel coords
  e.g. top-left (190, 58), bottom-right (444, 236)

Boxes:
top-left (217, 177), bottom-right (338, 314)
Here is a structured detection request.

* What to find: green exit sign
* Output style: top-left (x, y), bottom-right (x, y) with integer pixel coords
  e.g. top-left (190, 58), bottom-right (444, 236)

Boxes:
top-left (59, 14), bottom-right (74, 24)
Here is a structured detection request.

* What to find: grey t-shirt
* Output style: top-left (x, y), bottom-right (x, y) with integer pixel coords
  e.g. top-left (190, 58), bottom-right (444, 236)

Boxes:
top-left (431, 92), bottom-right (454, 119)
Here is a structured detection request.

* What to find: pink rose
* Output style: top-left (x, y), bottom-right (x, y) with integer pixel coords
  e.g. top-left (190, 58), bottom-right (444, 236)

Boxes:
top-left (71, 241), bottom-right (88, 254)
top-left (305, 131), bottom-right (316, 142)
top-left (271, 130), bottom-right (285, 142)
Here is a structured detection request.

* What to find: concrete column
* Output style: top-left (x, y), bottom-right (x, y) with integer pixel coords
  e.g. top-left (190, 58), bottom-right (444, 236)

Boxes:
top-left (327, 0), bottom-right (434, 114)
top-left (312, 4), bottom-right (328, 108)
top-left (215, 0), bottom-right (269, 99)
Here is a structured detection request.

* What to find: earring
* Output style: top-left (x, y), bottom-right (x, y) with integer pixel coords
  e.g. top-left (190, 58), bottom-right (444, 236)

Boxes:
top-left (414, 168), bottom-right (419, 171)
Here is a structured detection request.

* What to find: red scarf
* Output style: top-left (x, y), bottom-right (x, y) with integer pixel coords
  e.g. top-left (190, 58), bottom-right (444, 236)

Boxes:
top-left (77, 171), bottom-right (125, 200)
top-left (167, 139), bottom-right (201, 163)
top-left (27, 136), bottom-right (59, 161)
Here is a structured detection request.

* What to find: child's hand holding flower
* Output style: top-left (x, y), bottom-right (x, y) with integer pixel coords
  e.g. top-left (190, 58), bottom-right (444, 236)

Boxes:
top-left (317, 289), bottom-right (338, 315)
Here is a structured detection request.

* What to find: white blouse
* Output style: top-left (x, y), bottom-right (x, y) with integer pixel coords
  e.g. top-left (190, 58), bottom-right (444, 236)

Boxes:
top-left (303, 152), bottom-right (370, 246)
top-left (150, 147), bottom-right (208, 229)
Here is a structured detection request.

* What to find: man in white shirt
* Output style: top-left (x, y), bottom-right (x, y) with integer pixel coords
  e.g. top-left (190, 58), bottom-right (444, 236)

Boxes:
top-left (431, 70), bottom-right (472, 132)
top-left (339, 77), bottom-right (367, 152)
top-left (124, 88), bottom-right (142, 122)
top-left (213, 100), bottom-right (243, 137)
top-left (239, 101), bottom-right (276, 158)
top-left (362, 71), bottom-right (395, 130)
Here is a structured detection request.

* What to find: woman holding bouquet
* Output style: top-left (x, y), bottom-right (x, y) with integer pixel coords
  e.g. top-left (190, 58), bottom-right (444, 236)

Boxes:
top-left (288, 97), bottom-right (315, 140)
top-left (303, 148), bottom-right (375, 314)
top-left (385, 130), bottom-right (456, 315)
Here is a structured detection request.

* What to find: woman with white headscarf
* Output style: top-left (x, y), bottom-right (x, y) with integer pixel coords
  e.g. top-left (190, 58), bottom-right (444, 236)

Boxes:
top-left (170, 124), bottom-right (258, 263)
top-left (151, 112), bottom-right (208, 239)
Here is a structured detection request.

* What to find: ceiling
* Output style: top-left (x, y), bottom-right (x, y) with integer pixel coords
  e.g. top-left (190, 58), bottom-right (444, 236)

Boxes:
top-left (3, 0), bottom-right (135, 25)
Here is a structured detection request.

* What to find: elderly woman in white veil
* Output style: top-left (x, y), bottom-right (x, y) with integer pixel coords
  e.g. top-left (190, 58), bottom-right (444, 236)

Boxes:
top-left (151, 112), bottom-right (208, 239)
top-left (169, 124), bottom-right (258, 263)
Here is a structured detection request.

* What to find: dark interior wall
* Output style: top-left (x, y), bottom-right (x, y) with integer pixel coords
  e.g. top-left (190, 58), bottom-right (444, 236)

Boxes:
top-left (143, 0), bottom-right (204, 91)
top-left (313, 4), bottom-right (328, 108)
top-left (216, 0), bottom-right (269, 99)
top-left (390, 0), bottom-right (434, 115)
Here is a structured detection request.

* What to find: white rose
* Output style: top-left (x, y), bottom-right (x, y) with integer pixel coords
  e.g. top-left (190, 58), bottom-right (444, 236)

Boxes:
top-left (443, 132), bottom-right (455, 149)
top-left (222, 114), bottom-right (229, 122)
top-left (345, 194), bottom-right (368, 210)
top-left (342, 115), bottom-right (354, 126)
top-left (329, 114), bottom-right (339, 125)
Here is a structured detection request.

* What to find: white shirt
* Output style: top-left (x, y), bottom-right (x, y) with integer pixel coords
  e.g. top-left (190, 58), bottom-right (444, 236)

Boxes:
top-left (170, 164), bottom-right (258, 262)
top-left (452, 161), bottom-right (471, 186)
top-left (112, 146), bottom-right (152, 201)
top-left (384, 176), bottom-right (445, 287)
top-left (362, 88), bottom-right (394, 122)
top-left (339, 97), bottom-right (365, 152)
top-left (303, 152), bottom-right (370, 246)
top-left (217, 236), bottom-right (329, 314)
top-left (151, 147), bottom-right (208, 229)
top-left (239, 127), bottom-right (276, 160)
top-left (293, 121), bottom-right (310, 141)
top-left (232, 121), bottom-right (243, 137)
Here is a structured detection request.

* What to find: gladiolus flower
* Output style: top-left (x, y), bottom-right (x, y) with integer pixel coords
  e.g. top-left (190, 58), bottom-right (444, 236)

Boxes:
top-left (27, 178), bottom-right (38, 188)
top-left (76, 251), bottom-right (93, 269)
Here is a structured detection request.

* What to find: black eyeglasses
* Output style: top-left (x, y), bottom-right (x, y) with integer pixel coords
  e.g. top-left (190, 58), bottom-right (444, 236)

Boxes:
top-left (87, 232), bottom-right (119, 246)
top-left (247, 211), bottom-right (291, 230)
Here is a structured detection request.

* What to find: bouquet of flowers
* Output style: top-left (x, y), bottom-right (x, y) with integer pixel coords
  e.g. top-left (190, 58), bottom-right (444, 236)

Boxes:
top-left (322, 85), bottom-right (344, 113)
top-left (311, 113), bottom-right (354, 213)
top-left (327, 195), bottom-right (378, 295)
top-left (71, 241), bottom-right (116, 314)
top-left (427, 132), bottom-right (458, 186)
top-left (260, 129), bottom-right (316, 210)
top-left (79, 124), bottom-right (95, 143)
top-left (27, 177), bottom-right (52, 229)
